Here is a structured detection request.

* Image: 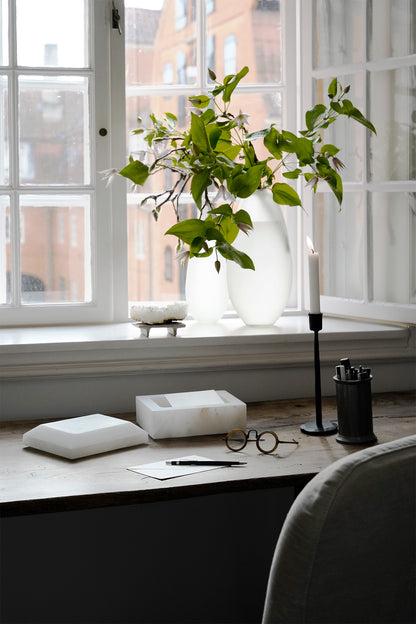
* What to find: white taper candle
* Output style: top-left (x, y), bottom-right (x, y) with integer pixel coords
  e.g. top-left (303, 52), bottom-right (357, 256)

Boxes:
top-left (307, 236), bottom-right (321, 314)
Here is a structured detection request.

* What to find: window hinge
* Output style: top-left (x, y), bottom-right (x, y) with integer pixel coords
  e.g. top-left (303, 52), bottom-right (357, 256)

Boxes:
top-left (112, 1), bottom-right (122, 34)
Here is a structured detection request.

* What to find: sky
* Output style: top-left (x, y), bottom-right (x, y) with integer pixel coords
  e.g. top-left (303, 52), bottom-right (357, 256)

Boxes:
top-left (125, 1), bottom-right (164, 8)
top-left (15, 0), bottom-right (86, 67)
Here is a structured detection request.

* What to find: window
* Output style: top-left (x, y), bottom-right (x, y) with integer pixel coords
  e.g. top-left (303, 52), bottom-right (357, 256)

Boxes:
top-left (223, 35), bottom-right (237, 75)
top-left (206, 35), bottom-right (215, 81)
top-left (1, 0), bottom-right (415, 327)
top-left (175, 0), bottom-right (187, 31)
top-left (125, 0), bottom-right (291, 307)
top-left (304, 0), bottom-right (415, 324)
top-left (164, 245), bottom-right (174, 281)
top-left (163, 61), bottom-right (173, 87)
top-left (1, 0), bottom-right (116, 325)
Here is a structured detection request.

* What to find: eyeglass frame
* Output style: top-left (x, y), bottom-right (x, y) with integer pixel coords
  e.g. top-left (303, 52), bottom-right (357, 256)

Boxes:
top-left (224, 428), bottom-right (299, 455)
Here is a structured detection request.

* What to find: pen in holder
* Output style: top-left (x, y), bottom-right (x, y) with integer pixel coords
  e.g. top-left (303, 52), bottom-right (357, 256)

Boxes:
top-left (334, 359), bottom-right (377, 445)
top-left (300, 313), bottom-right (337, 436)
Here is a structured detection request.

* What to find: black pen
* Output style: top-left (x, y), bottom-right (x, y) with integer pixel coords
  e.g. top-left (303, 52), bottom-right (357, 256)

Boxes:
top-left (166, 460), bottom-right (247, 466)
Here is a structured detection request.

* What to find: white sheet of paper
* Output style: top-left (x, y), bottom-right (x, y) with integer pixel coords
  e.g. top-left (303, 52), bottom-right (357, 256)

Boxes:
top-left (127, 455), bottom-right (222, 480)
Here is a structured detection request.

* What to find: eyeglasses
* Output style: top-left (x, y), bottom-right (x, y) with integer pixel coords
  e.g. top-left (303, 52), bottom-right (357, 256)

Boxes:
top-left (224, 429), bottom-right (298, 455)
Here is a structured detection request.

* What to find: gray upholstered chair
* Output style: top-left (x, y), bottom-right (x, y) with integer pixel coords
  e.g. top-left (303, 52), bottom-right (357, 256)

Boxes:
top-left (262, 435), bottom-right (416, 624)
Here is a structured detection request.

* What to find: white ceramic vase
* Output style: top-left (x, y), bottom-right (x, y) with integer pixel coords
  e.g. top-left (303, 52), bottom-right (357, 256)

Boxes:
top-left (227, 189), bottom-right (293, 325)
top-left (185, 255), bottom-right (229, 324)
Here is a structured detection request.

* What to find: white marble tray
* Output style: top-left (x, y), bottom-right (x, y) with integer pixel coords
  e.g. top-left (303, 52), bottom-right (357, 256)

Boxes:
top-left (23, 414), bottom-right (148, 459)
top-left (136, 389), bottom-right (246, 439)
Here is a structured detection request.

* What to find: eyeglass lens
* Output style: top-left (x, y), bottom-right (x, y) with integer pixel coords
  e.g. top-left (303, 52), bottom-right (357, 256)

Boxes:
top-left (226, 429), bottom-right (247, 451)
top-left (257, 431), bottom-right (278, 454)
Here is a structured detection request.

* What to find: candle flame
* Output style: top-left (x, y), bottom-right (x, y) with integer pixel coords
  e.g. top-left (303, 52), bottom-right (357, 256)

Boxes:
top-left (306, 236), bottom-right (315, 253)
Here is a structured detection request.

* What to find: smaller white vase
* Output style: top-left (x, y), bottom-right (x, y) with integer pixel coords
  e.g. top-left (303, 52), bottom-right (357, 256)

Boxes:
top-left (185, 255), bottom-right (229, 324)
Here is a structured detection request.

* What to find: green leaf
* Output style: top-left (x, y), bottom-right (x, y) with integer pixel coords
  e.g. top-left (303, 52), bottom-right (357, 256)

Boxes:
top-left (243, 143), bottom-right (257, 167)
top-left (188, 95), bottom-right (211, 109)
top-left (219, 215), bottom-right (239, 244)
top-left (216, 242), bottom-right (255, 270)
top-left (330, 101), bottom-right (342, 114)
top-left (200, 108), bottom-right (216, 124)
top-left (264, 127), bottom-right (282, 159)
top-left (294, 137), bottom-right (315, 165)
top-left (222, 66), bottom-right (249, 103)
top-left (190, 237), bottom-right (205, 254)
top-left (234, 209), bottom-right (253, 228)
top-left (245, 128), bottom-right (269, 141)
top-left (190, 170), bottom-right (211, 209)
top-left (228, 164), bottom-right (264, 198)
top-left (190, 112), bottom-right (211, 153)
top-left (207, 125), bottom-right (222, 149)
top-left (118, 160), bottom-right (149, 185)
top-left (320, 143), bottom-right (340, 156)
top-left (205, 227), bottom-right (226, 243)
top-left (209, 203), bottom-right (233, 216)
top-left (214, 140), bottom-right (241, 161)
top-left (341, 99), bottom-right (354, 114)
top-left (283, 168), bottom-right (302, 179)
top-left (165, 219), bottom-right (207, 244)
top-left (305, 104), bottom-right (326, 131)
top-left (271, 182), bottom-right (302, 207)
top-left (328, 78), bottom-right (338, 98)
top-left (321, 168), bottom-right (343, 205)
top-left (347, 107), bottom-right (377, 134)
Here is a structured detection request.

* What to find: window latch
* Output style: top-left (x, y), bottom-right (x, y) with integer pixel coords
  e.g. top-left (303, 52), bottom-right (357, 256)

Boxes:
top-left (112, 1), bottom-right (122, 35)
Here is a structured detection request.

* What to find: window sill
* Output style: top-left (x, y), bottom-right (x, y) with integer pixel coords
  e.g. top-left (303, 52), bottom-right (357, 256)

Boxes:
top-left (1, 316), bottom-right (414, 421)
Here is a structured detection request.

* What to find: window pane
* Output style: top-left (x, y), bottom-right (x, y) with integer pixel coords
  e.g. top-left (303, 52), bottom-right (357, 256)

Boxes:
top-left (317, 192), bottom-right (364, 300)
top-left (313, 0), bottom-right (364, 68)
top-left (0, 0), bottom-right (8, 66)
top-left (369, 67), bottom-right (416, 182)
top-left (368, 0), bottom-right (415, 60)
top-left (370, 192), bottom-right (415, 305)
top-left (207, 0), bottom-right (282, 84)
top-left (19, 196), bottom-right (91, 304)
top-left (127, 195), bottom-right (188, 302)
top-left (314, 75), bottom-right (365, 182)
top-left (16, 0), bottom-right (88, 67)
top-left (18, 76), bottom-right (90, 185)
top-left (0, 74), bottom-right (8, 184)
top-left (0, 195), bottom-right (10, 304)
top-left (125, 1), bottom-right (197, 87)
top-left (126, 0), bottom-right (282, 87)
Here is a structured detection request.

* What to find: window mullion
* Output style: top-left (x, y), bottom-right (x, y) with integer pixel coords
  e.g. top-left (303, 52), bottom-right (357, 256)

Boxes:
top-left (8, 0), bottom-right (20, 305)
top-left (196, 0), bottom-right (206, 90)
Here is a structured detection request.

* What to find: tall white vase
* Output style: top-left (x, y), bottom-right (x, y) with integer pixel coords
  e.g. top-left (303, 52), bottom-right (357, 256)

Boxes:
top-left (227, 190), bottom-right (293, 325)
top-left (185, 255), bottom-right (229, 324)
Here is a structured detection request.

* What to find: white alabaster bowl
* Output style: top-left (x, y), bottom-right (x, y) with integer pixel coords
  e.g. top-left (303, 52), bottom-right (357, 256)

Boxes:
top-left (130, 301), bottom-right (188, 325)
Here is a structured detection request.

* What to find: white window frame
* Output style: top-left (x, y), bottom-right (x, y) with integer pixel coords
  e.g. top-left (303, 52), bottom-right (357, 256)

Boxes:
top-left (1, 0), bottom-right (414, 328)
top-left (0, 0), bottom-right (126, 326)
top-left (299, 0), bottom-right (416, 325)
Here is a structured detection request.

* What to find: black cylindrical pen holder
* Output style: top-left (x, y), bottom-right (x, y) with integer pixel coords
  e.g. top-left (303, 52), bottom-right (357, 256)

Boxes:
top-left (333, 376), bottom-right (377, 445)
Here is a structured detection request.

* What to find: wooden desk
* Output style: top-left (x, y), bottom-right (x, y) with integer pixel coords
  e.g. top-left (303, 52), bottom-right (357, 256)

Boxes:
top-left (1, 391), bottom-right (414, 517)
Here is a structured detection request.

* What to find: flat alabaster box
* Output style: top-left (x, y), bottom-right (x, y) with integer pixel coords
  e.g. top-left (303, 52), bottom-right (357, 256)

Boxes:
top-left (135, 389), bottom-right (246, 439)
top-left (23, 414), bottom-right (149, 459)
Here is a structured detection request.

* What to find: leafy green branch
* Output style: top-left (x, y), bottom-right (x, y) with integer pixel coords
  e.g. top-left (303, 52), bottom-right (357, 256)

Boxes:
top-left (109, 68), bottom-right (376, 273)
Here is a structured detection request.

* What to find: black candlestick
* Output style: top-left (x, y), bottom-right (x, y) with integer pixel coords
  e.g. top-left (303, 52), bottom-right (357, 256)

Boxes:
top-left (300, 313), bottom-right (337, 436)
